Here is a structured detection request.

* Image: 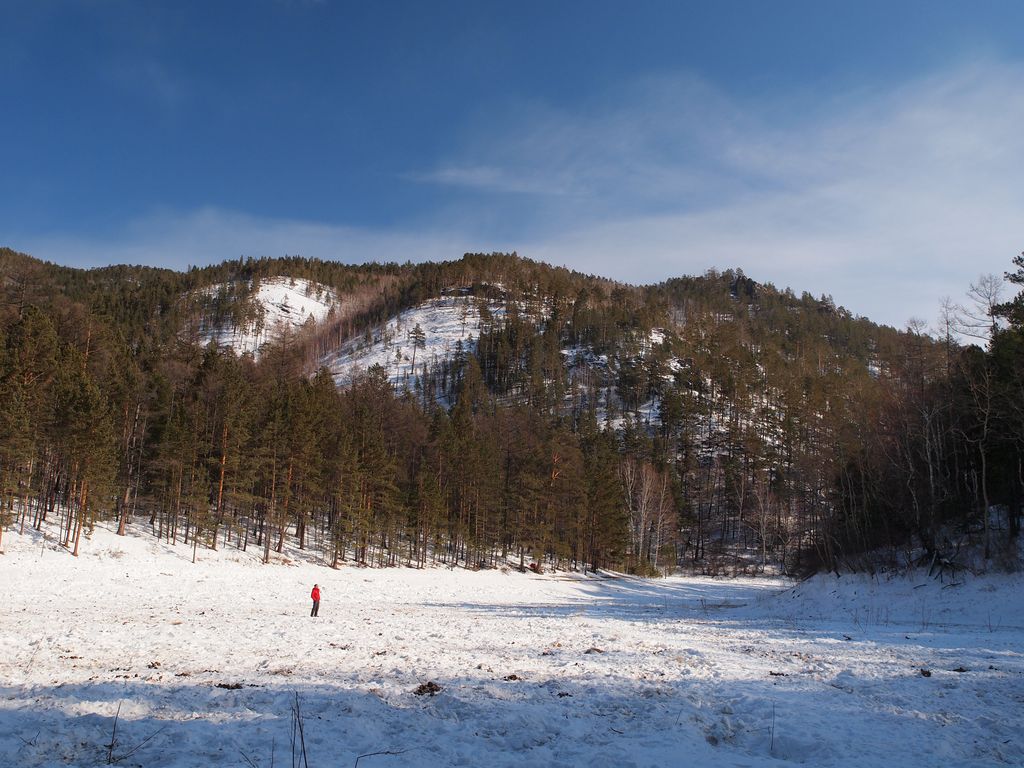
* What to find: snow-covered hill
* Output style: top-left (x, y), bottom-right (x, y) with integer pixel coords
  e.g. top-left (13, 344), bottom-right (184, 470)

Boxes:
top-left (1, 522), bottom-right (1021, 767)
top-left (198, 277), bottom-right (338, 356)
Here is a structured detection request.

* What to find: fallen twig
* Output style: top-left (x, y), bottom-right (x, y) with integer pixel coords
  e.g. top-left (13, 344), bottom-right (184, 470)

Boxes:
top-left (17, 730), bottom-right (41, 747)
top-left (105, 701), bottom-right (122, 764)
top-left (292, 692), bottom-right (309, 768)
top-left (108, 725), bottom-right (167, 764)
top-left (354, 747), bottom-right (415, 767)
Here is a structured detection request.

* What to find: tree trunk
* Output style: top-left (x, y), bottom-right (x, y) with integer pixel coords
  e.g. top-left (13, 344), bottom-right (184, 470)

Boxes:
top-left (980, 446), bottom-right (990, 560)
top-left (72, 480), bottom-right (88, 557)
top-left (276, 462), bottom-right (292, 554)
top-left (213, 424), bottom-right (227, 551)
top-left (117, 402), bottom-right (141, 536)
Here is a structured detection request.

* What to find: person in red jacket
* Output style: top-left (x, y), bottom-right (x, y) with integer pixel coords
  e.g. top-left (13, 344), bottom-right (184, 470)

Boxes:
top-left (310, 584), bottom-right (321, 617)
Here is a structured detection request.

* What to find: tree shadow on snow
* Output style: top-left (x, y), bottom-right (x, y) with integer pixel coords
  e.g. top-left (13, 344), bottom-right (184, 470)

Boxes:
top-left (421, 574), bottom-right (784, 624)
top-left (1, 656), bottom-right (1017, 768)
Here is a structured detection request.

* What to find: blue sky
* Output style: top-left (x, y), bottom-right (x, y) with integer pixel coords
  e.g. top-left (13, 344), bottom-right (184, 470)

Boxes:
top-left (2, 1), bottom-right (1023, 327)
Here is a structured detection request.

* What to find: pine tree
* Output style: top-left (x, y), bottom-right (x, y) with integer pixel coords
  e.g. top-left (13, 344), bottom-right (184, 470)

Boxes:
top-left (51, 353), bottom-right (117, 556)
top-left (409, 322), bottom-right (426, 372)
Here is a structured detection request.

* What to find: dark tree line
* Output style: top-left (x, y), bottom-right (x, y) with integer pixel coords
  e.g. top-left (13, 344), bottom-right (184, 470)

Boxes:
top-left (0, 248), bottom-right (1020, 574)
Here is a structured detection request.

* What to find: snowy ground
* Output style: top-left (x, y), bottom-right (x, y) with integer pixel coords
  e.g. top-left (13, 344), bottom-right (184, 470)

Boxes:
top-left (1, 525), bottom-right (1022, 767)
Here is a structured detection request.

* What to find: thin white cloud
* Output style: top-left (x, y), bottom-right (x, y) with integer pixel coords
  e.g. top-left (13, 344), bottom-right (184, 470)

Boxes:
top-left (13, 60), bottom-right (1024, 330)
top-left (422, 60), bottom-right (1024, 327)
top-left (406, 165), bottom-right (578, 197)
top-left (413, 75), bottom-right (749, 209)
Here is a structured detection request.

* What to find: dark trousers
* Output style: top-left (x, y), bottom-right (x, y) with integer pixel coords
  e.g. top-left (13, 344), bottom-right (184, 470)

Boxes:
top-left (311, 600), bottom-right (319, 617)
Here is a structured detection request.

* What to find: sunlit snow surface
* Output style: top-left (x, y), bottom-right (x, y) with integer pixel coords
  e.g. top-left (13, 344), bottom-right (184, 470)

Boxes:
top-left (200, 277), bottom-right (338, 356)
top-left (1, 525), bottom-right (1021, 767)
top-left (324, 294), bottom-right (503, 390)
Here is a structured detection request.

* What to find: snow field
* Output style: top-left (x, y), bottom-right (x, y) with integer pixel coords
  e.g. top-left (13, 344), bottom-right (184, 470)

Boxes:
top-left (1, 524), bottom-right (1022, 767)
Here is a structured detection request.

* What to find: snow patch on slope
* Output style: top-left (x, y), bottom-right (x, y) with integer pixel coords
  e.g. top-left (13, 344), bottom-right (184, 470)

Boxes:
top-left (323, 293), bottom-right (502, 389)
top-left (200, 277), bottom-right (338, 356)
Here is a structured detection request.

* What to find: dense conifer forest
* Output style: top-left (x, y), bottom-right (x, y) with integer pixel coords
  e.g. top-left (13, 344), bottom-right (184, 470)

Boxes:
top-left (1, 247), bottom-right (1021, 575)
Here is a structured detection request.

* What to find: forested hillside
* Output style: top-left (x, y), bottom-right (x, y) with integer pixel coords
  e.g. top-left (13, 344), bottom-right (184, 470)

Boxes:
top-left (1, 247), bottom-right (1021, 575)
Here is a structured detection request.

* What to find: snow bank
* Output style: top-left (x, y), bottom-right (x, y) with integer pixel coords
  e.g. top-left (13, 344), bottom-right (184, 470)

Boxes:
top-left (1, 524), bottom-right (1021, 767)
